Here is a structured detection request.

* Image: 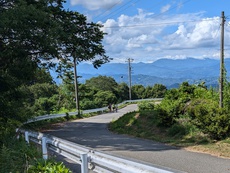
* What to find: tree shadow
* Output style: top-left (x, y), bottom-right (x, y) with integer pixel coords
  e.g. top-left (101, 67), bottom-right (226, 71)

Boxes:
top-left (43, 121), bottom-right (179, 152)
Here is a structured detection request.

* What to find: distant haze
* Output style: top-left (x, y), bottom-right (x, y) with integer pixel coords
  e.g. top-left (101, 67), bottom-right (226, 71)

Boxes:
top-left (51, 58), bottom-right (229, 88)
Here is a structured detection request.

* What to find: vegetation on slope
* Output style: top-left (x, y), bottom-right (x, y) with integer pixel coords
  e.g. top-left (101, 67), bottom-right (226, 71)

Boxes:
top-left (109, 82), bottom-right (230, 158)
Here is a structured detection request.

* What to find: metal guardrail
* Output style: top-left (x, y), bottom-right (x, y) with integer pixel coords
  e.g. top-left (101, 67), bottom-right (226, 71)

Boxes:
top-left (24, 98), bottom-right (163, 124)
top-left (16, 129), bottom-right (184, 173)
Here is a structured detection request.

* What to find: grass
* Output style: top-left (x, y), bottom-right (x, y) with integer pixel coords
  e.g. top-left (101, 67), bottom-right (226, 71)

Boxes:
top-left (0, 137), bottom-right (42, 173)
top-left (109, 110), bottom-right (230, 159)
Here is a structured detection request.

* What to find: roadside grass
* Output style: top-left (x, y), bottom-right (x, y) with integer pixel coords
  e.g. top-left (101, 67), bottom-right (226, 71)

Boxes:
top-left (108, 110), bottom-right (230, 159)
top-left (6, 103), bottom-right (133, 172)
top-left (0, 137), bottom-right (42, 173)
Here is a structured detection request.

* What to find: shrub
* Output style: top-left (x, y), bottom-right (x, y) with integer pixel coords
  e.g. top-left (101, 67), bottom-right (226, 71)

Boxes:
top-left (138, 102), bottom-right (155, 111)
top-left (0, 138), bottom-right (41, 173)
top-left (154, 105), bottom-right (175, 127)
top-left (168, 123), bottom-right (187, 137)
top-left (154, 98), bottom-right (187, 127)
top-left (28, 159), bottom-right (72, 173)
top-left (186, 99), bottom-right (230, 139)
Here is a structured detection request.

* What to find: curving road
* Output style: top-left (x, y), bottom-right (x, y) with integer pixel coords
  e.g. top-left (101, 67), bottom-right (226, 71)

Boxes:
top-left (43, 104), bottom-right (230, 173)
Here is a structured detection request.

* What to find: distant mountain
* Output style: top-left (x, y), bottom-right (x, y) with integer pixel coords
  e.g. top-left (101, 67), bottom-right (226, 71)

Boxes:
top-left (51, 58), bottom-right (229, 88)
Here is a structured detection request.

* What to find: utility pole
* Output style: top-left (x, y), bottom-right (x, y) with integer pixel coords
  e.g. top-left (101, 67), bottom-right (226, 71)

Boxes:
top-left (127, 58), bottom-right (133, 100)
top-left (219, 11), bottom-right (225, 108)
top-left (73, 58), bottom-right (80, 115)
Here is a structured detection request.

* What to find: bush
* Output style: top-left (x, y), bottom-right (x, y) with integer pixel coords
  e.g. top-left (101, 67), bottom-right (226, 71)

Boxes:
top-left (138, 102), bottom-right (155, 111)
top-left (167, 123), bottom-right (187, 137)
top-left (0, 138), bottom-right (41, 173)
top-left (28, 159), bottom-right (72, 173)
top-left (186, 99), bottom-right (230, 139)
top-left (154, 98), bottom-right (187, 127)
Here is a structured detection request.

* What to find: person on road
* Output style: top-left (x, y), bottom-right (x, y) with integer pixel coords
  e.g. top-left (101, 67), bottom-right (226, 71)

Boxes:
top-left (108, 103), bottom-right (112, 112)
top-left (112, 104), bottom-right (118, 112)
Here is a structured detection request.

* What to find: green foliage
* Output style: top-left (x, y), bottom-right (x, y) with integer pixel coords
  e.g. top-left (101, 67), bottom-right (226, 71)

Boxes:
top-left (152, 84), bottom-right (167, 98)
top-left (117, 82), bottom-right (129, 101)
top-left (131, 84), bottom-right (167, 99)
top-left (28, 159), bottom-right (72, 173)
top-left (223, 82), bottom-right (230, 110)
top-left (94, 90), bottom-right (117, 107)
top-left (150, 81), bottom-right (230, 140)
top-left (109, 112), bottom-right (137, 133)
top-left (138, 101), bottom-right (155, 111)
top-left (0, 138), bottom-right (41, 173)
top-left (186, 99), bottom-right (230, 139)
top-left (80, 99), bottom-right (97, 110)
top-left (85, 75), bottom-right (118, 92)
top-left (154, 98), bottom-right (186, 127)
top-left (0, 0), bottom-right (109, 140)
top-left (167, 123), bottom-right (187, 137)
top-left (154, 105), bottom-right (175, 127)
top-left (132, 85), bottom-right (146, 99)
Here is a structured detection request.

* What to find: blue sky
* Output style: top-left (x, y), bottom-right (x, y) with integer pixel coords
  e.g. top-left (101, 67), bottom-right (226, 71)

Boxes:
top-left (64, 0), bottom-right (230, 63)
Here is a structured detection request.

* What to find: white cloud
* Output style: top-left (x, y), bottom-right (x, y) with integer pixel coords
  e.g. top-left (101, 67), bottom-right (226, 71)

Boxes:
top-left (100, 9), bottom-right (226, 63)
top-left (70, 0), bottom-right (122, 10)
top-left (161, 4), bottom-right (171, 13)
top-left (166, 17), bottom-right (220, 49)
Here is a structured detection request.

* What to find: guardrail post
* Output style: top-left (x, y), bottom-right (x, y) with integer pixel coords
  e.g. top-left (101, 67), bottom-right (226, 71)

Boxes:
top-left (16, 128), bottom-right (20, 139)
top-left (42, 137), bottom-right (48, 160)
top-left (25, 131), bottom-right (29, 144)
top-left (80, 153), bottom-right (88, 173)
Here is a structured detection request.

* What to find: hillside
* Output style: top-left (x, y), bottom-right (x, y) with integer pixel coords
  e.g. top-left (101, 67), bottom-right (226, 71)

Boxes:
top-left (51, 58), bottom-right (229, 88)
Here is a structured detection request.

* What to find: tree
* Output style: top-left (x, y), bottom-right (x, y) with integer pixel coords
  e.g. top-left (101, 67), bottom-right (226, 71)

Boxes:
top-left (0, 0), bottom-right (109, 135)
top-left (144, 86), bottom-right (154, 98)
top-left (117, 82), bottom-right (129, 101)
top-left (152, 84), bottom-right (167, 98)
top-left (85, 75), bottom-right (118, 93)
top-left (131, 85), bottom-right (146, 99)
top-left (94, 91), bottom-right (117, 107)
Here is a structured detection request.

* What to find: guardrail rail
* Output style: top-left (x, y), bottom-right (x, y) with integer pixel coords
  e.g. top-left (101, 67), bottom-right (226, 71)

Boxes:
top-left (17, 98), bottom-right (187, 173)
top-left (24, 98), bottom-right (163, 124)
top-left (16, 129), bottom-right (184, 173)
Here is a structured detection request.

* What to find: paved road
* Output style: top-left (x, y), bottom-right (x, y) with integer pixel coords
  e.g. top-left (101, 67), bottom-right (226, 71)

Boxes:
top-left (43, 104), bottom-right (230, 173)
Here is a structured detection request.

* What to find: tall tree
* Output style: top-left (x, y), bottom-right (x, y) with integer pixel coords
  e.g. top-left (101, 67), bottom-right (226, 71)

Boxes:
top-left (132, 85), bottom-right (146, 99)
top-left (152, 84), bottom-right (167, 98)
top-left (85, 75), bottom-right (118, 93)
top-left (0, 0), bottom-right (109, 134)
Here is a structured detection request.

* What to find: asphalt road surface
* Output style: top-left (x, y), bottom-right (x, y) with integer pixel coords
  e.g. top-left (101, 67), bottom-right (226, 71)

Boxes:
top-left (43, 104), bottom-right (230, 173)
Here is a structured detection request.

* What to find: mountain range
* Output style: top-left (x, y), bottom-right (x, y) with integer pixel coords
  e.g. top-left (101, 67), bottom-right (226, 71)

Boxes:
top-left (51, 58), bottom-right (230, 88)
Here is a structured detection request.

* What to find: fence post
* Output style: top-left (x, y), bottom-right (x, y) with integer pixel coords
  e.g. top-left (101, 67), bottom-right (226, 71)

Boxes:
top-left (25, 131), bottom-right (29, 144)
top-left (42, 137), bottom-right (48, 160)
top-left (80, 153), bottom-right (88, 173)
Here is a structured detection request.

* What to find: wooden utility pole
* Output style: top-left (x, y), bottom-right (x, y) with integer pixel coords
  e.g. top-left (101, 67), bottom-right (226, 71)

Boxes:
top-left (73, 58), bottom-right (80, 115)
top-left (219, 11), bottom-right (225, 108)
top-left (128, 58), bottom-right (133, 100)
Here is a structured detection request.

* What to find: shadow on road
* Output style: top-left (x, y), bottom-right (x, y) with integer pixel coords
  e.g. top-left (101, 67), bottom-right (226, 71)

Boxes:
top-left (43, 121), bottom-right (179, 153)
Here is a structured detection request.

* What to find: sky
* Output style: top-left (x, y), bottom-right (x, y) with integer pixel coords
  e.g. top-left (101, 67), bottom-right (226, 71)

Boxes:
top-left (63, 0), bottom-right (230, 63)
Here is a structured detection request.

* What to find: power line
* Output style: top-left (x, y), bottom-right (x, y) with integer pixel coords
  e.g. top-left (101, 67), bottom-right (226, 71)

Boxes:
top-left (103, 18), bottom-right (220, 28)
top-left (152, 0), bottom-right (193, 18)
top-left (93, 0), bottom-right (123, 20)
top-left (98, 0), bottom-right (141, 22)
